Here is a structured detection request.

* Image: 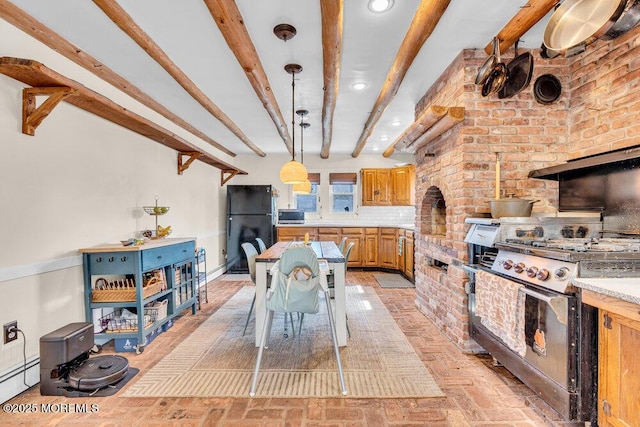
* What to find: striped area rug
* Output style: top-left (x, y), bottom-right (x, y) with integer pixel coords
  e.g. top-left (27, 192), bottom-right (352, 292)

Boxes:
top-left (123, 286), bottom-right (443, 398)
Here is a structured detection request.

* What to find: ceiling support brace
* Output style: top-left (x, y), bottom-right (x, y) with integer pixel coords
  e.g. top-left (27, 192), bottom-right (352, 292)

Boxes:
top-left (22, 87), bottom-right (75, 135)
top-left (221, 169), bottom-right (239, 185)
top-left (177, 151), bottom-right (202, 175)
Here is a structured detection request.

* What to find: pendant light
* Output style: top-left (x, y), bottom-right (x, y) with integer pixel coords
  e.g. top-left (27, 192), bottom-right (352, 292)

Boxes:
top-left (279, 63), bottom-right (308, 185)
top-left (293, 109), bottom-right (311, 194)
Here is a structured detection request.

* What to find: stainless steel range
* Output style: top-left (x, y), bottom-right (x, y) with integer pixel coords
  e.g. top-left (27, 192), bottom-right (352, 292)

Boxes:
top-left (464, 217), bottom-right (608, 424)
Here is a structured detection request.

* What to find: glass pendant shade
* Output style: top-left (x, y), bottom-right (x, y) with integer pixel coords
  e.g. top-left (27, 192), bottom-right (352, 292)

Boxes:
top-left (292, 178), bottom-right (311, 194)
top-left (280, 160), bottom-right (308, 184)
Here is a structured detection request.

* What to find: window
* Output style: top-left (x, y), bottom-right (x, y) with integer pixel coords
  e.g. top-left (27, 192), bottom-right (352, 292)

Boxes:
top-left (295, 173), bottom-right (320, 213)
top-left (330, 173), bottom-right (357, 213)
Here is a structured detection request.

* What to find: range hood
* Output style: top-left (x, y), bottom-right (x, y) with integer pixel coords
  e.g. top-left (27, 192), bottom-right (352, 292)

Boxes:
top-left (529, 146), bottom-right (640, 180)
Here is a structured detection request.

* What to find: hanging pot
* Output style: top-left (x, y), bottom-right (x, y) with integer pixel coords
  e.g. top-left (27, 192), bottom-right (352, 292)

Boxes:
top-left (476, 37), bottom-right (499, 85)
top-left (498, 41), bottom-right (534, 99)
top-left (489, 196), bottom-right (539, 219)
top-left (543, 0), bottom-right (627, 57)
top-left (602, 0), bottom-right (640, 39)
top-left (481, 41), bottom-right (509, 96)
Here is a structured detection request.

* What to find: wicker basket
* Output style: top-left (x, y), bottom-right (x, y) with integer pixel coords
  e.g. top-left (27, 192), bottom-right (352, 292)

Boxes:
top-left (92, 276), bottom-right (163, 302)
top-left (100, 310), bottom-right (152, 333)
top-left (144, 299), bottom-right (168, 322)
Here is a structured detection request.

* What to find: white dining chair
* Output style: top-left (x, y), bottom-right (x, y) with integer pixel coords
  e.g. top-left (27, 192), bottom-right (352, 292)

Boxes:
top-left (249, 245), bottom-right (347, 396)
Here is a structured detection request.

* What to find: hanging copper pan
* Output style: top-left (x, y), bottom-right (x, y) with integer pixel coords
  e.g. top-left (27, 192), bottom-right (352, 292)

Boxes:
top-left (543, 0), bottom-right (627, 57)
top-left (476, 37), bottom-right (499, 85)
top-left (481, 41), bottom-right (509, 96)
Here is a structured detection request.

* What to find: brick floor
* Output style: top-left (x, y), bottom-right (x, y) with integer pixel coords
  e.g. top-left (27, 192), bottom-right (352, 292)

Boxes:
top-left (1, 271), bottom-right (582, 426)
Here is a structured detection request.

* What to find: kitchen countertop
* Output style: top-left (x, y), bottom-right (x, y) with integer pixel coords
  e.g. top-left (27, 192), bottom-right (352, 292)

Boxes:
top-left (573, 278), bottom-right (640, 306)
top-left (277, 223), bottom-right (415, 230)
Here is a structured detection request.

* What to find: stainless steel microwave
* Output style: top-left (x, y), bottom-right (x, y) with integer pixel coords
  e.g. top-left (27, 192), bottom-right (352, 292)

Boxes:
top-left (278, 209), bottom-right (305, 224)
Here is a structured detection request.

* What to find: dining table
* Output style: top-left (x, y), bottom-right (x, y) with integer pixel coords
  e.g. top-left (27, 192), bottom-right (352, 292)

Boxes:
top-left (254, 240), bottom-right (347, 347)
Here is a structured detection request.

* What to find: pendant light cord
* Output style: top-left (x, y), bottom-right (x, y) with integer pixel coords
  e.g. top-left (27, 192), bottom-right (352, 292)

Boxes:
top-left (291, 71), bottom-right (296, 161)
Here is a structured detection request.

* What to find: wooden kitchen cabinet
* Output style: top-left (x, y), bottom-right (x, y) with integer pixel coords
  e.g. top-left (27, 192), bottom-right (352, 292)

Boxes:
top-left (276, 227), bottom-right (317, 242)
top-left (342, 227), bottom-right (364, 267)
top-left (582, 291), bottom-right (640, 427)
top-left (275, 226), bottom-right (413, 282)
top-left (317, 227), bottom-right (341, 245)
top-left (361, 169), bottom-right (391, 206)
top-left (403, 230), bottom-right (415, 280)
top-left (378, 228), bottom-right (398, 269)
top-left (598, 310), bottom-right (640, 427)
top-left (363, 228), bottom-right (379, 266)
top-left (391, 165), bottom-right (415, 206)
top-left (361, 166), bottom-right (415, 206)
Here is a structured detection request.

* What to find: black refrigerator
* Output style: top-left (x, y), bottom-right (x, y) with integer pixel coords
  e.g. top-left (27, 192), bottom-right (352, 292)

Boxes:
top-left (226, 185), bottom-right (276, 273)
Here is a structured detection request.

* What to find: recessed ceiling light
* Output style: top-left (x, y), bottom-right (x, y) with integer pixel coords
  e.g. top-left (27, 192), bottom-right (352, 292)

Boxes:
top-left (351, 82), bottom-right (368, 90)
top-left (391, 120), bottom-right (402, 127)
top-left (368, 0), bottom-right (394, 13)
top-left (371, 146), bottom-right (380, 151)
top-left (380, 135), bottom-right (389, 141)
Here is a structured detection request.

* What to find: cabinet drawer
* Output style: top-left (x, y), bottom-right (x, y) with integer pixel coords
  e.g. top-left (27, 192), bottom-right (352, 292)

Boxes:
top-left (87, 252), bottom-right (136, 275)
top-left (341, 227), bottom-right (363, 235)
top-left (318, 227), bottom-right (340, 234)
top-left (379, 228), bottom-right (398, 235)
top-left (142, 242), bottom-right (194, 271)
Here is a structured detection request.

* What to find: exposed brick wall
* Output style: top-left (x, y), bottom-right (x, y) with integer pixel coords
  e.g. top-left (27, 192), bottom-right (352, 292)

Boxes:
top-left (412, 47), bottom-right (570, 352)
top-left (412, 29), bottom-right (640, 353)
top-left (567, 26), bottom-right (640, 158)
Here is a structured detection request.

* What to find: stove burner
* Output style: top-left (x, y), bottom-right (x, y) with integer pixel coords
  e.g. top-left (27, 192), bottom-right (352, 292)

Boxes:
top-left (538, 238), bottom-right (640, 252)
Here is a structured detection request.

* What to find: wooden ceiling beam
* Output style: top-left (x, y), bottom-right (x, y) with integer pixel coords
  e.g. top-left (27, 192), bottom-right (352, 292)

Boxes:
top-left (351, 0), bottom-right (451, 158)
top-left (382, 105), bottom-right (447, 157)
top-left (483, 0), bottom-right (559, 55)
top-left (0, 0), bottom-right (235, 157)
top-left (202, 0), bottom-right (293, 155)
top-left (319, 0), bottom-right (343, 159)
top-left (93, 0), bottom-right (265, 157)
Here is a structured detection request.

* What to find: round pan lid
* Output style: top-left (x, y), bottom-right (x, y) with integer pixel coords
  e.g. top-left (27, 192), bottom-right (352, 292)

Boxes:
top-left (533, 74), bottom-right (562, 104)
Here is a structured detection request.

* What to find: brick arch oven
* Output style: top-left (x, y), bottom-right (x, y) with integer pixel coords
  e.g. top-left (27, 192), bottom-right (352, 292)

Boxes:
top-left (413, 174), bottom-right (482, 353)
top-left (409, 48), bottom-right (567, 353)
top-left (420, 186), bottom-right (446, 236)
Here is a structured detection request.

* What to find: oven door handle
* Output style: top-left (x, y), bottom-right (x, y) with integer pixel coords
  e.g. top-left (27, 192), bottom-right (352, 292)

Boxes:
top-left (519, 287), bottom-right (569, 325)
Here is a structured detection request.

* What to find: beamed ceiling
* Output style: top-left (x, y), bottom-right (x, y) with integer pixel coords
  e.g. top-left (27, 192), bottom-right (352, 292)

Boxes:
top-left (0, 0), bottom-right (558, 160)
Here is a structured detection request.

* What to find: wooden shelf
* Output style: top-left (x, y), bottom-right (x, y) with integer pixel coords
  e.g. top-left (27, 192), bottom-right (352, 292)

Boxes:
top-left (0, 56), bottom-right (246, 184)
top-left (383, 105), bottom-right (464, 156)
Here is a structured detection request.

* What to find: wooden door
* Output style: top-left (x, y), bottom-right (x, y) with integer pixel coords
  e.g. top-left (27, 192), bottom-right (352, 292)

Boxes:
top-left (342, 228), bottom-right (364, 267)
top-left (378, 228), bottom-right (397, 269)
top-left (363, 230), bottom-right (378, 266)
top-left (376, 169), bottom-right (392, 205)
top-left (361, 169), bottom-right (377, 206)
top-left (404, 233), bottom-right (414, 280)
top-left (391, 165), bottom-right (415, 205)
top-left (598, 310), bottom-right (640, 427)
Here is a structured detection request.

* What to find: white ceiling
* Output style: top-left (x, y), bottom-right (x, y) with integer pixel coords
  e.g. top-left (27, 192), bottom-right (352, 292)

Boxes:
top-left (9, 0), bottom-right (550, 158)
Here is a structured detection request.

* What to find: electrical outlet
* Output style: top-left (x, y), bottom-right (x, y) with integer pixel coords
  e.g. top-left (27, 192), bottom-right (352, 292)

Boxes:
top-left (3, 321), bottom-right (18, 344)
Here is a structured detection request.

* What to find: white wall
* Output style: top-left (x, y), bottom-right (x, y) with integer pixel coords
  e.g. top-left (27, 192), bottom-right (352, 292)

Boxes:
top-left (233, 153), bottom-right (415, 225)
top-left (0, 19), bottom-right (230, 401)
